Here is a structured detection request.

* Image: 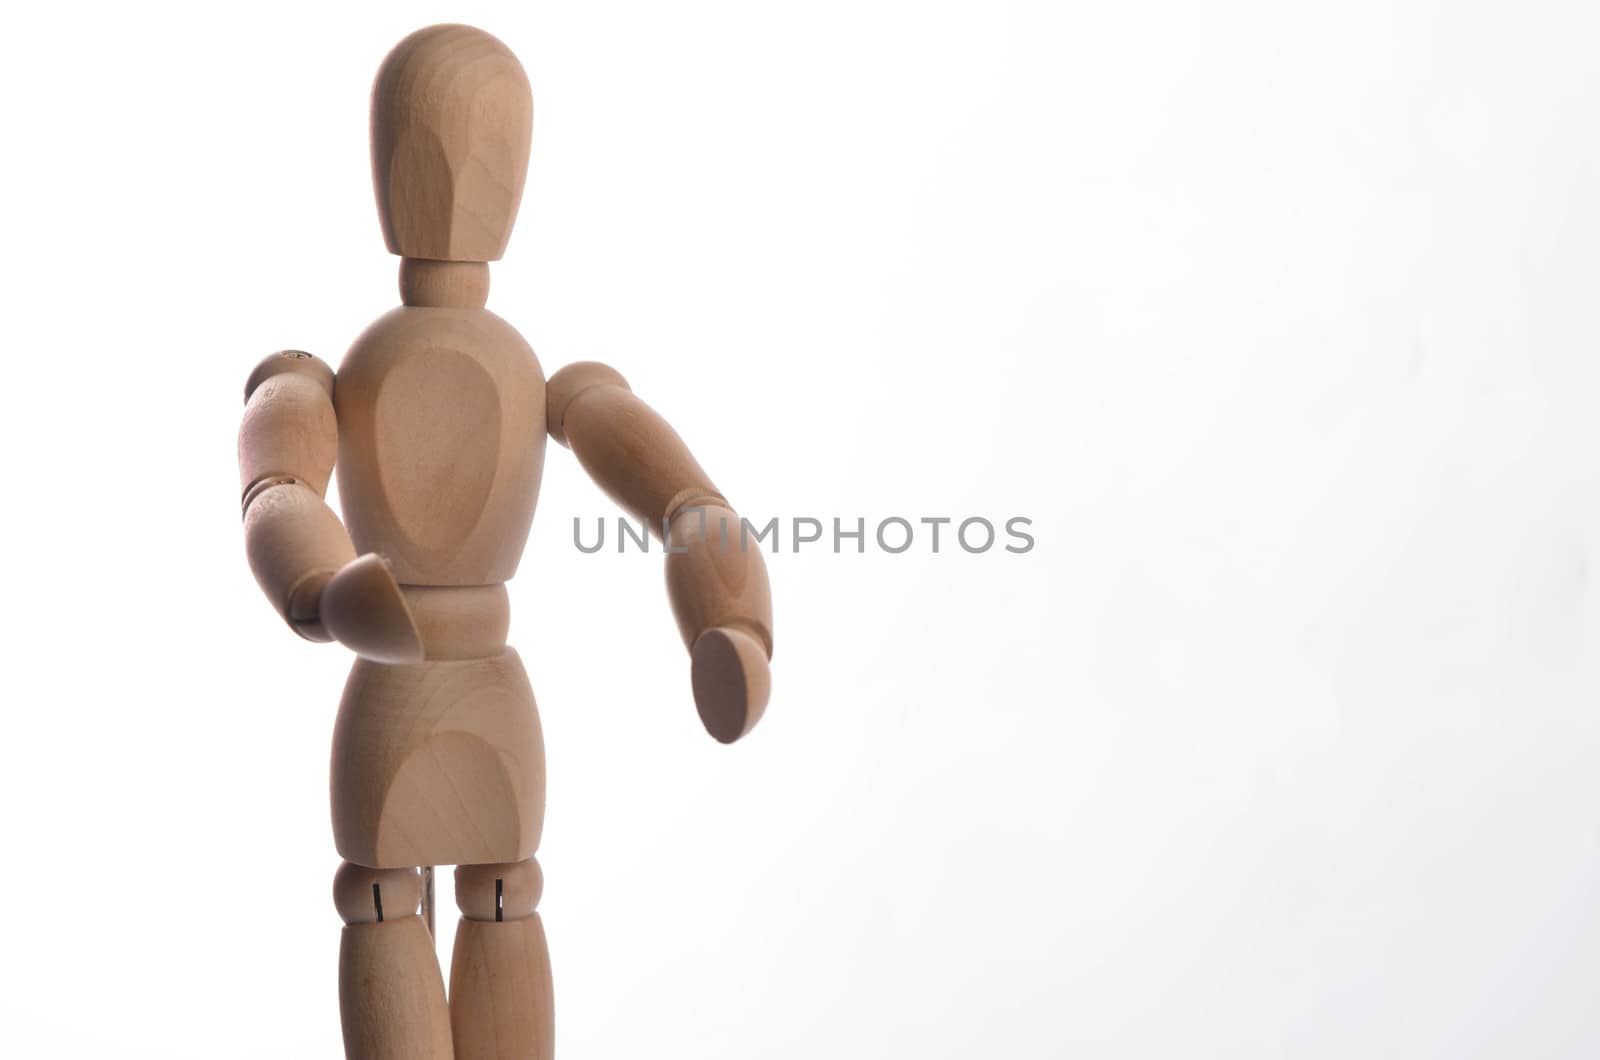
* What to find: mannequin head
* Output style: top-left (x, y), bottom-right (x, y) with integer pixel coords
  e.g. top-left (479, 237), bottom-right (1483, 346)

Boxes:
top-left (370, 24), bottom-right (532, 262)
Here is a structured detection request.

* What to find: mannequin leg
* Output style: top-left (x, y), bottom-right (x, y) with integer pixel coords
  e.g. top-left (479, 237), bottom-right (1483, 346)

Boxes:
top-left (449, 859), bottom-right (554, 1059)
top-left (334, 862), bottom-right (454, 1059)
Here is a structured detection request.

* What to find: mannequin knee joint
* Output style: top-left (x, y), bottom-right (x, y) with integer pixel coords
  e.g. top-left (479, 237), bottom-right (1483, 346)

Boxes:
top-left (455, 858), bottom-right (542, 922)
top-left (333, 862), bottom-right (422, 924)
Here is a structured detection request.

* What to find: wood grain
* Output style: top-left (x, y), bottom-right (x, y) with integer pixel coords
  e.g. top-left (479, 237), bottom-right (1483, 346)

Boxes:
top-left (239, 371), bottom-right (338, 500)
top-left (336, 307), bottom-right (545, 586)
top-left (242, 481), bottom-right (356, 641)
top-left (331, 650), bottom-right (545, 869)
top-left (371, 25), bottom-right (532, 262)
top-left (400, 584), bottom-right (511, 660)
top-left (549, 364), bottom-right (723, 528)
top-left (664, 506), bottom-right (774, 655)
top-left (401, 258), bottom-right (490, 308)
top-left (449, 915), bottom-right (554, 1060)
top-left (340, 916), bottom-right (454, 1060)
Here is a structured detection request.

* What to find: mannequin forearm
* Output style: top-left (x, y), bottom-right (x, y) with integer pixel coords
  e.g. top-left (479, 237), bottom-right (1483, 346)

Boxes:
top-left (243, 479), bottom-right (357, 640)
top-left (239, 352), bottom-right (347, 638)
top-left (238, 351), bottom-right (420, 661)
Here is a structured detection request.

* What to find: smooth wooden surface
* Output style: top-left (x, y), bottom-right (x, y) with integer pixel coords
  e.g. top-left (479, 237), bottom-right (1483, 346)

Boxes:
top-left (664, 506), bottom-right (774, 654)
top-left (666, 506), bottom-right (775, 740)
top-left (331, 649), bottom-right (545, 869)
top-left (549, 364), bottom-right (724, 528)
top-left (455, 859), bottom-right (542, 922)
top-left (691, 626), bottom-right (772, 744)
top-left (543, 361), bottom-right (628, 448)
top-left (239, 372), bottom-right (338, 500)
top-left (449, 915), bottom-right (555, 1060)
top-left (400, 585), bottom-right (511, 660)
top-left (243, 348), bottom-right (335, 403)
top-left (371, 25), bottom-right (532, 262)
top-left (242, 481), bottom-right (356, 641)
top-left (401, 258), bottom-right (490, 308)
top-left (334, 863), bottom-right (424, 925)
top-left (340, 917), bottom-right (454, 1060)
top-left (336, 307), bottom-right (545, 586)
top-left (239, 348), bottom-right (352, 642)
top-left (321, 555), bottom-right (425, 665)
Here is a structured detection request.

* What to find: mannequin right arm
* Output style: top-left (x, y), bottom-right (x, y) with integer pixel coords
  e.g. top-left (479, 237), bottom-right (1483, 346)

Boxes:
top-left (239, 351), bottom-right (421, 663)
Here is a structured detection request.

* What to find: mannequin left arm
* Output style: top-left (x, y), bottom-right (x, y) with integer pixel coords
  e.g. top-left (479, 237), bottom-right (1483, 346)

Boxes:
top-left (546, 362), bottom-right (773, 742)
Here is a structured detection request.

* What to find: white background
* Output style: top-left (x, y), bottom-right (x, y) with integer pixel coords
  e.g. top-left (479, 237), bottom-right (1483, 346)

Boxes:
top-left (1, 0), bottom-right (1596, 1056)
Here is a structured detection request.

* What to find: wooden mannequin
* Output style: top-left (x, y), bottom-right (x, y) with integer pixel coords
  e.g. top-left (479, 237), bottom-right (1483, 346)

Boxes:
top-left (238, 24), bottom-right (774, 1059)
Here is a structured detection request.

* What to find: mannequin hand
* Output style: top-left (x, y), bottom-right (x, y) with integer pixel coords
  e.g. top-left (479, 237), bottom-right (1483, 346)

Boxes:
top-left (663, 506), bottom-right (774, 743)
top-left (690, 625), bottom-right (771, 743)
top-left (317, 553), bottom-right (424, 664)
